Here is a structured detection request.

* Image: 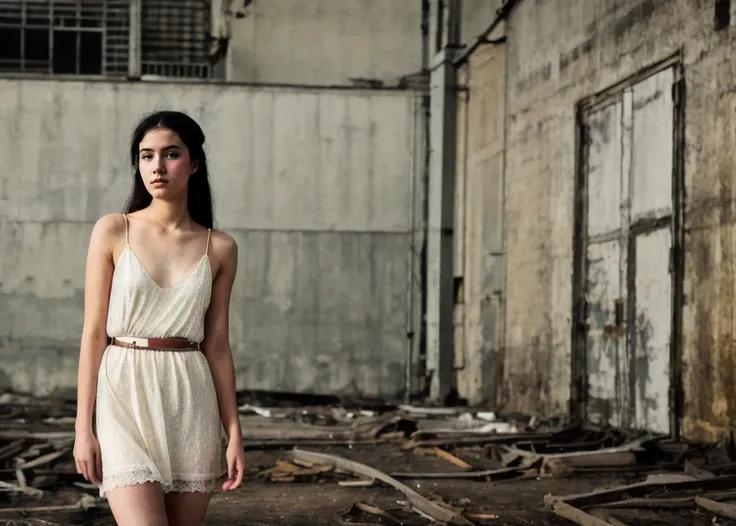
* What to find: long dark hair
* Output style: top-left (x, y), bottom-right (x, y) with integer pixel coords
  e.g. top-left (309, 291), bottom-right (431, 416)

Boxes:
top-left (124, 111), bottom-right (214, 229)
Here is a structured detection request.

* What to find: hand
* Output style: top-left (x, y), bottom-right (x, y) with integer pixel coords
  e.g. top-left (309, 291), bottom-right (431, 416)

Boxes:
top-left (222, 437), bottom-right (245, 491)
top-left (73, 430), bottom-right (103, 485)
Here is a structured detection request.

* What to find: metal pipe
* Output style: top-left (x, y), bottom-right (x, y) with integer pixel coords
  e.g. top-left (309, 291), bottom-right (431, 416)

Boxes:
top-left (426, 0), bottom-right (461, 403)
top-left (127, 0), bottom-right (141, 79)
top-left (453, 0), bottom-right (520, 67)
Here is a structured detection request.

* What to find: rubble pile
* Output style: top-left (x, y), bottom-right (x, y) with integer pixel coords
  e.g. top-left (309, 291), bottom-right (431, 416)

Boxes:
top-left (0, 393), bottom-right (107, 525)
top-left (3, 391), bottom-right (736, 525)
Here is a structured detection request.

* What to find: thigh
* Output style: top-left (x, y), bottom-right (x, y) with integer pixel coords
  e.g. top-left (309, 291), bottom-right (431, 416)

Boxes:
top-left (165, 492), bottom-right (213, 526)
top-left (106, 482), bottom-right (168, 526)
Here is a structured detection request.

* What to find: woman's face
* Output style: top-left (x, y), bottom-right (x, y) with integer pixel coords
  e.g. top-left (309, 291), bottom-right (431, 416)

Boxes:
top-left (138, 128), bottom-right (198, 200)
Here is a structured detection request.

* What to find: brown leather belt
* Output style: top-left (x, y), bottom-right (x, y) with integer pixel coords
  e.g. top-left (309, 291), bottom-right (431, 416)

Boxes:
top-left (110, 336), bottom-right (201, 351)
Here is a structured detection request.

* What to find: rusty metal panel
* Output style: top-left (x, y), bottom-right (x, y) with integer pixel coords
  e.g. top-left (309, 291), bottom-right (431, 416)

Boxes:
top-left (627, 66), bottom-right (675, 434)
top-left (633, 227), bottom-right (672, 433)
top-left (585, 240), bottom-right (625, 426)
top-left (587, 102), bottom-right (623, 238)
top-left (581, 66), bottom-right (676, 434)
top-left (631, 67), bottom-right (674, 222)
top-left (584, 99), bottom-right (627, 427)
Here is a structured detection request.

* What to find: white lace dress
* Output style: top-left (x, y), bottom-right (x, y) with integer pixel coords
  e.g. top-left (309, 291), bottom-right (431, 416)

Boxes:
top-left (95, 221), bottom-right (226, 496)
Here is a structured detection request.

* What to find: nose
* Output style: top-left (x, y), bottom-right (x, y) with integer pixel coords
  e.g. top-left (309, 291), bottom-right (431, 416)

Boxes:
top-left (153, 155), bottom-right (166, 175)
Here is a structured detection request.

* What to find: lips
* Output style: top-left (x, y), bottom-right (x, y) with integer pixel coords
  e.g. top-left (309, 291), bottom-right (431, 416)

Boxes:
top-left (151, 178), bottom-right (168, 186)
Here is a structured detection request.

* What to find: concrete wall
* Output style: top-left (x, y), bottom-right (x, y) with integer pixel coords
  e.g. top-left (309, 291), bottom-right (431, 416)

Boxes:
top-left (225, 0), bottom-right (424, 86)
top-left (453, 38), bottom-right (506, 406)
top-left (499, 0), bottom-right (736, 438)
top-left (0, 79), bottom-right (424, 400)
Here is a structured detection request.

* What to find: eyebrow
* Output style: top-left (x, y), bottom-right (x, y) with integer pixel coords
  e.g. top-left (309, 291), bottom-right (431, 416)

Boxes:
top-left (139, 145), bottom-right (181, 153)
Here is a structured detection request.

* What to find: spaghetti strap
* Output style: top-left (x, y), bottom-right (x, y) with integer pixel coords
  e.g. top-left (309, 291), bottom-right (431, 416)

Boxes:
top-left (205, 229), bottom-right (211, 257)
top-left (123, 214), bottom-right (130, 247)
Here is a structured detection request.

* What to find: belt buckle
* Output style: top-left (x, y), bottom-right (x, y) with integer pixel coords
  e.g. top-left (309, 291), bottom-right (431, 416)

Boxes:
top-left (129, 337), bottom-right (147, 349)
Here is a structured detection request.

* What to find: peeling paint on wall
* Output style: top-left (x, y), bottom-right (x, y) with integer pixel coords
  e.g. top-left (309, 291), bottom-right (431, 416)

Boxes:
top-left (502, 0), bottom-right (736, 438)
top-left (453, 41), bottom-right (506, 406)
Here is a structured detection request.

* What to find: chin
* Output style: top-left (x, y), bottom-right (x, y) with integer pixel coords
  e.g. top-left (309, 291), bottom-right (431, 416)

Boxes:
top-left (148, 187), bottom-right (185, 201)
top-left (147, 187), bottom-right (169, 198)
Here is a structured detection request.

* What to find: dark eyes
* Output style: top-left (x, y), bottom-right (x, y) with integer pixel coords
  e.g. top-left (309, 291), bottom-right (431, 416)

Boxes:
top-left (140, 152), bottom-right (179, 161)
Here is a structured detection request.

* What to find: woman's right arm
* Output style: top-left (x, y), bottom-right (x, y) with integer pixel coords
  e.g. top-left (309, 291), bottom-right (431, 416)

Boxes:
top-left (74, 214), bottom-right (120, 484)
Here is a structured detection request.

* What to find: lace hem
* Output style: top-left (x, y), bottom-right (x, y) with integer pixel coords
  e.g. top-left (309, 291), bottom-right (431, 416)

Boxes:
top-left (99, 468), bottom-right (225, 496)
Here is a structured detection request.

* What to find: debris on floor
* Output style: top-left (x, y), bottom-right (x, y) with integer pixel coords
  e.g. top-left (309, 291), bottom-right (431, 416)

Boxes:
top-left (0, 393), bottom-right (108, 525)
top-left (544, 469), bottom-right (736, 526)
top-left (4, 390), bottom-right (736, 525)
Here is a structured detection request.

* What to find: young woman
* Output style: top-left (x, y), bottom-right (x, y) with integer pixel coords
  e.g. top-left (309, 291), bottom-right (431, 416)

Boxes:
top-left (73, 111), bottom-right (245, 526)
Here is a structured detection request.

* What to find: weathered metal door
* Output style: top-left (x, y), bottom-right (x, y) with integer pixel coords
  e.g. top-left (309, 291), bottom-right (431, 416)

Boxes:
top-left (581, 66), bottom-right (679, 434)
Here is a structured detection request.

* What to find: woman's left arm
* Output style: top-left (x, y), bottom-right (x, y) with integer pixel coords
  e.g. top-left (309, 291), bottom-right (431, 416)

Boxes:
top-left (202, 233), bottom-right (244, 491)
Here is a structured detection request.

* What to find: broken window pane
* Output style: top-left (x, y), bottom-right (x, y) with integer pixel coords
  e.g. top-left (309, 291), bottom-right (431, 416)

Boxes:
top-left (0, 28), bottom-right (21, 61)
top-left (25, 29), bottom-right (50, 61)
top-left (79, 31), bottom-right (102, 74)
top-left (52, 30), bottom-right (76, 74)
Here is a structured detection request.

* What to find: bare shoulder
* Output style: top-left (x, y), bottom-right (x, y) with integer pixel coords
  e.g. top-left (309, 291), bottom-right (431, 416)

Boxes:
top-left (90, 213), bottom-right (127, 247)
top-left (209, 230), bottom-right (238, 265)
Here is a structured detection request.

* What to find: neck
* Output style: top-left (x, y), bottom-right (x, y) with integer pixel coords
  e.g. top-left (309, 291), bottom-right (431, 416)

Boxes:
top-left (147, 196), bottom-right (191, 230)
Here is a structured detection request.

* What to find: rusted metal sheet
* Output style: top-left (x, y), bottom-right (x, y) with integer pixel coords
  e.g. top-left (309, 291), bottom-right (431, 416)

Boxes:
top-left (586, 101), bottom-right (623, 239)
top-left (631, 68), bottom-right (674, 223)
top-left (582, 66), bottom-right (675, 434)
top-left (627, 66), bottom-right (675, 434)
top-left (584, 101), bottom-right (627, 428)
top-left (633, 228), bottom-right (671, 433)
top-left (585, 240), bottom-right (625, 427)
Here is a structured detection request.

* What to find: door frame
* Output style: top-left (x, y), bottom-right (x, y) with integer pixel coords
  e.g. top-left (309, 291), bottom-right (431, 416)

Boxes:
top-left (570, 52), bottom-right (686, 438)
